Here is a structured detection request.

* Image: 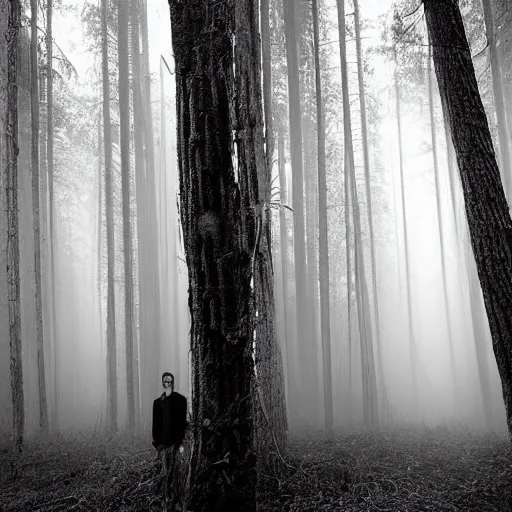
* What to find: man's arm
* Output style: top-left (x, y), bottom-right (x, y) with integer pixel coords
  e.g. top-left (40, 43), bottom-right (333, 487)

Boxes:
top-left (152, 399), bottom-right (162, 448)
top-left (179, 395), bottom-right (188, 425)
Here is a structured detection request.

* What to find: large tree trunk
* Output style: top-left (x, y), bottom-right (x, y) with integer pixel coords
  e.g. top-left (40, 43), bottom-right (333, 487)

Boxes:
top-left (481, 0), bottom-right (512, 203)
top-left (118, 0), bottom-right (135, 431)
top-left (168, 1), bottom-right (257, 509)
top-left (424, 0), bottom-right (512, 439)
top-left (102, 0), bottom-right (117, 432)
top-left (2, 0), bottom-right (24, 451)
top-left (312, 0), bottom-right (333, 430)
top-left (283, 0), bottom-right (316, 426)
top-left (31, 0), bottom-right (48, 433)
top-left (427, 46), bottom-right (457, 390)
top-left (337, 0), bottom-right (378, 427)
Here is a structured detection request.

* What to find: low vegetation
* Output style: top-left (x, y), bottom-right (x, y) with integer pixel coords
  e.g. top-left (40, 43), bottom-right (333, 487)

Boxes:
top-left (1, 426), bottom-right (511, 511)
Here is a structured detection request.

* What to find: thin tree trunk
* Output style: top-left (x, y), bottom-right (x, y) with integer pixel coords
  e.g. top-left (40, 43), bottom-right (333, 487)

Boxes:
top-left (118, 0), bottom-right (135, 431)
top-left (481, 0), bottom-right (512, 203)
top-left (312, 0), bottom-right (333, 430)
top-left (394, 54), bottom-right (418, 405)
top-left (31, 0), bottom-right (48, 433)
top-left (97, 111), bottom-right (103, 356)
top-left (303, 113), bottom-right (320, 406)
top-left (4, 0), bottom-right (24, 451)
top-left (131, 0), bottom-right (145, 429)
top-left (283, 0), bottom-right (315, 424)
top-left (102, 0), bottom-right (117, 432)
top-left (160, 55), bottom-right (181, 391)
top-left (277, 128), bottom-right (290, 405)
top-left (128, 6), bottom-right (141, 427)
top-left (47, 0), bottom-right (59, 428)
top-left (345, 128), bottom-right (353, 419)
top-left (354, 0), bottom-right (388, 416)
top-left (140, 0), bottom-right (161, 427)
top-left (256, 0), bottom-right (288, 454)
top-left (261, 0), bottom-right (273, 177)
top-left (427, 46), bottom-right (457, 389)
top-left (39, 58), bottom-right (52, 427)
top-left (262, 0), bottom-right (290, 411)
top-left (337, 0), bottom-right (378, 427)
top-left (424, 0), bottom-right (512, 439)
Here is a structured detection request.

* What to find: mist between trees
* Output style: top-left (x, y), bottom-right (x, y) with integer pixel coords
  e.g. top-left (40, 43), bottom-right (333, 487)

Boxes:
top-left (1, 0), bottom-right (512, 509)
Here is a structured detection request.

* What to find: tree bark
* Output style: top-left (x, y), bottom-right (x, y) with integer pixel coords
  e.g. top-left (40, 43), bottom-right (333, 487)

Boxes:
top-left (312, 0), bottom-right (333, 430)
top-left (118, 0), bottom-right (135, 431)
top-left (424, 0), bottom-right (512, 439)
top-left (102, 0), bottom-right (117, 432)
top-left (31, 0), bottom-right (48, 433)
top-left (168, 1), bottom-right (257, 508)
top-left (3, 0), bottom-right (24, 451)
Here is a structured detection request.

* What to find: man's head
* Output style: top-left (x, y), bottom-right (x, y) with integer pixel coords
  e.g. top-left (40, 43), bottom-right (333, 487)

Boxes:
top-left (162, 372), bottom-right (174, 391)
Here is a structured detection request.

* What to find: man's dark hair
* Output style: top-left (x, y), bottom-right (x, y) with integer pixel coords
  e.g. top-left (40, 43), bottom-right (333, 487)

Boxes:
top-left (162, 372), bottom-right (174, 385)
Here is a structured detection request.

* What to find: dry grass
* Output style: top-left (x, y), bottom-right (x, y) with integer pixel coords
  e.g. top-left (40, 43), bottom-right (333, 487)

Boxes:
top-left (0, 432), bottom-right (162, 511)
top-left (0, 425), bottom-right (510, 511)
top-left (258, 425), bottom-right (512, 511)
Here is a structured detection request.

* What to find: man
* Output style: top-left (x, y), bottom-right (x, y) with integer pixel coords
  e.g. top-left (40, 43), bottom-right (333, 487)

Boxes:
top-left (152, 372), bottom-right (188, 509)
top-left (152, 372), bottom-right (188, 452)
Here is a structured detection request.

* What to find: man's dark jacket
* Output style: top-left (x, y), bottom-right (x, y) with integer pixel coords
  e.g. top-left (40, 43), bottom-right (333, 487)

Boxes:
top-left (152, 391), bottom-right (188, 449)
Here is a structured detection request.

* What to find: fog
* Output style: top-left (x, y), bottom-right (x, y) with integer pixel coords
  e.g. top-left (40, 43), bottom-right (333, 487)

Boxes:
top-left (0, 0), bottom-right (508, 441)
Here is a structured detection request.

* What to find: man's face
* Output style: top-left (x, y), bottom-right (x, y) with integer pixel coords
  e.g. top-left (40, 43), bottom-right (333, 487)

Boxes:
top-left (163, 376), bottom-right (173, 390)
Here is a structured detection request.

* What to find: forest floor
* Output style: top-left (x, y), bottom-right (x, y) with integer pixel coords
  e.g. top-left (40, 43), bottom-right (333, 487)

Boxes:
top-left (0, 425), bottom-right (511, 511)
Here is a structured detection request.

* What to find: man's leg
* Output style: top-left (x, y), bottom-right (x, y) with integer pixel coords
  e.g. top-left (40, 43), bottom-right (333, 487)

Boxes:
top-left (167, 444), bottom-right (181, 509)
top-left (160, 446), bottom-right (169, 475)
